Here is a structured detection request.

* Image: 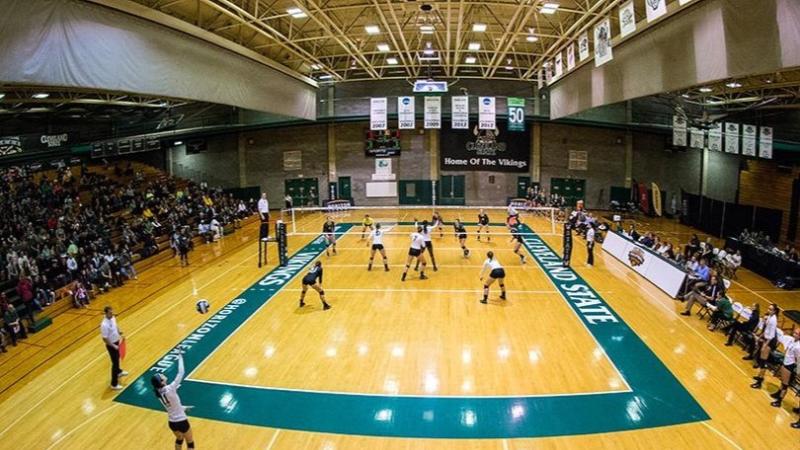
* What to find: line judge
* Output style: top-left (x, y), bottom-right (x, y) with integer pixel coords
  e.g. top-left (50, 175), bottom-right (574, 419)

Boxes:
top-left (101, 306), bottom-right (128, 390)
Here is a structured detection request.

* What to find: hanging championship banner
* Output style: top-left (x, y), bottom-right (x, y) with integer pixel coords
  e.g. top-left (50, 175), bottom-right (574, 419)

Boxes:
top-left (424, 96), bottom-right (442, 129)
top-left (689, 128), bottom-right (705, 149)
top-left (478, 96), bottom-right (496, 130)
top-left (724, 123), bottom-right (740, 154)
top-left (619, 1), bottom-right (637, 38)
top-left (507, 98), bottom-right (525, 132)
top-left (554, 53), bottom-right (563, 79)
top-left (708, 123), bottom-right (723, 151)
top-left (545, 63), bottom-right (554, 85)
top-left (578, 32), bottom-right (590, 61)
top-left (645, 0), bottom-right (668, 23)
top-left (759, 126), bottom-right (773, 159)
top-left (397, 96), bottom-right (415, 129)
top-left (594, 18), bottom-right (613, 67)
top-left (672, 115), bottom-right (687, 147)
top-left (440, 121), bottom-right (530, 172)
top-left (370, 97), bottom-right (387, 131)
top-left (742, 124), bottom-right (757, 156)
top-left (451, 96), bottom-right (469, 129)
top-left (566, 43), bottom-right (576, 71)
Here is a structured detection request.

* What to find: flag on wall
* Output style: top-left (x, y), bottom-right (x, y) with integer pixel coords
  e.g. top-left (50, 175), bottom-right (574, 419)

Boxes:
top-left (594, 18), bottom-right (613, 67)
top-left (566, 43), bottom-right (576, 70)
top-left (672, 115), bottom-right (687, 147)
top-left (424, 96), bottom-right (441, 129)
top-left (370, 97), bottom-right (387, 131)
top-left (619, 1), bottom-right (637, 37)
top-left (742, 124), bottom-right (757, 156)
top-left (759, 126), bottom-right (773, 159)
top-left (724, 122), bottom-right (740, 154)
top-left (689, 128), bottom-right (705, 149)
top-left (708, 123), bottom-right (723, 151)
top-left (397, 96), bottom-right (415, 129)
top-left (645, 0), bottom-right (668, 23)
top-left (578, 32), bottom-right (590, 61)
top-left (507, 97), bottom-right (525, 132)
top-left (478, 97), bottom-right (496, 130)
top-left (554, 53), bottom-right (563, 78)
top-left (451, 96), bottom-right (469, 129)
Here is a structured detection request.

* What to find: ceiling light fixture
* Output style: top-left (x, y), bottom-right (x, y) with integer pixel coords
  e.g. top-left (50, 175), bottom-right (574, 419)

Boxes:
top-left (699, 87), bottom-right (713, 93)
top-left (32, 93), bottom-right (50, 99)
top-left (286, 7), bottom-right (307, 19)
top-left (725, 81), bottom-right (742, 88)
top-left (377, 43), bottom-right (390, 52)
top-left (0, 93), bottom-right (5, 100)
top-left (387, 57), bottom-right (399, 65)
top-left (310, 64), bottom-right (322, 70)
top-left (465, 56), bottom-right (477, 64)
top-left (318, 74), bottom-right (334, 80)
top-left (423, 42), bottom-right (435, 55)
top-left (540, 2), bottom-right (560, 14)
top-left (526, 35), bottom-right (538, 42)
top-left (174, 141), bottom-right (183, 146)
top-left (468, 42), bottom-right (480, 51)
top-left (681, 94), bottom-right (690, 99)
top-left (365, 25), bottom-right (380, 35)
top-left (472, 23), bottom-right (487, 32)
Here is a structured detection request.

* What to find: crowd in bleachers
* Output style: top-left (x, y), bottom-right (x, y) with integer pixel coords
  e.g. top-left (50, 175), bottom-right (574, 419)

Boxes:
top-left (0, 162), bottom-right (255, 353)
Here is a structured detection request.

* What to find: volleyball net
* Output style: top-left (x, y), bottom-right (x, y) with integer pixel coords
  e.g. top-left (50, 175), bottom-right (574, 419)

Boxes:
top-left (279, 200), bottom-right (563, 237)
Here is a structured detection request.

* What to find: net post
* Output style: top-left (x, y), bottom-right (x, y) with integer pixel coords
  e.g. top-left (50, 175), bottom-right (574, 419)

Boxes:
top-left (291, 208), bottom-right (296, 235)
top-left (551, 207), bottom-right (556, 235)
top-left (277, 220), bottom-right (288, 266)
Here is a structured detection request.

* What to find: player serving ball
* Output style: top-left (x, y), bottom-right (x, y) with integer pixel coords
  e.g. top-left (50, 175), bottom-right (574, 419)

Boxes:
top-left (402, 226), bottom-right (428, 281)
top-left (367, 223), bottom-right (389, 271)
top-left (322, 216), bottom-right (337, 257)
top-left (477, 209), bottom-right (490, 242)
top-left (360, 214), bottom-right (374, 239)
top-left (479, 251), bottom-right (507, 304)
top-left (151, 350), bottom-right (196, 450)
top-left (299, 261), bottom-right (330, 310)
top-left (453, 219), bottom-right (470, 257)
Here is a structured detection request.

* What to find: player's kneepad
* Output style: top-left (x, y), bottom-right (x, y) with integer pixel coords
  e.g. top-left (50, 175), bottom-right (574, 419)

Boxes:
top-left (483, 285), bottom-right (489, 289)
top-left (319, 290), bottom-right (325, 295)
top-left (187, 443), bottom-right (195, 449)
top-left (175, 439), bottom-right (184, 445)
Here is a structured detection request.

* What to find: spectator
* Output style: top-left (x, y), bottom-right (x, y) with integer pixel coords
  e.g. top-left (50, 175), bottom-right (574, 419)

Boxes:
top-left (2, 304), bottom-right (27, 345)
top-left (706, 295), bottom-right (734, 331)
top-left (725, 303), bottom-right (760, 347)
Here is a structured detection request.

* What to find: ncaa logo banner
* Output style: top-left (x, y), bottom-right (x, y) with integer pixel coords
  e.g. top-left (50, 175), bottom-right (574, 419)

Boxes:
top-left (478, 96), bottom-right (496, 130)
top-left (370, 97), bottom-right (388, 131)
top-left (451, 96), bottom-right (469, 130)
top-left (759, 126), bottom-right (773, 159)
top-left (397, 97), bottom-right (415, 130)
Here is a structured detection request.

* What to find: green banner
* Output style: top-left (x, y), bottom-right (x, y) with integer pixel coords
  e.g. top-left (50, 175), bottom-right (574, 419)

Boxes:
top-left (507, 97), bottom-right (525, 132)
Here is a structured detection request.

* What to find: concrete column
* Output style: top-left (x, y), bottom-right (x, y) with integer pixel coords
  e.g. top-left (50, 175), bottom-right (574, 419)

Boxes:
top-left (624, 130), bottom-right (633, 188)
top-left (237, 132), bottom-right (247, 187)
top-left (166, 147), bottom-right (174, 176)
top-left (428, 129), bottom-right (439, 180)
top-left (700, 147), bottom-right (709, 196)
top-left (531, 122), bottom-right (542, 183)
top-left (327, 123), bottom-right (337, 182)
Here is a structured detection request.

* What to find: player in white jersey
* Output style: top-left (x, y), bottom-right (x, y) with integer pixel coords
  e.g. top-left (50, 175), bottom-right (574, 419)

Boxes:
top-left (413, 219), bottom-right (438, 271)
top-left (402, 226), bottom-right (428, 281)
top-left (150, 352), bottom-right (195, 450)
top-left (760, 328), bottom-right (800, 409)
top-left (367, 223), bottom-right (389, 271)
top-left (478, 251), bottom-right (506, 304)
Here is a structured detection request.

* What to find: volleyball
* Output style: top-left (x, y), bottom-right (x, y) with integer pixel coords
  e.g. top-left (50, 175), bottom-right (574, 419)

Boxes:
top-left (196, 299), bottom-right (210, 314)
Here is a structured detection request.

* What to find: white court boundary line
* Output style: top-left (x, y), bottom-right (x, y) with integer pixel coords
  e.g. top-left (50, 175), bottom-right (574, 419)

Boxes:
top-left (45, 403), bottom-right (120, 450)
top-left (0, 253), bottom-right (259, 439)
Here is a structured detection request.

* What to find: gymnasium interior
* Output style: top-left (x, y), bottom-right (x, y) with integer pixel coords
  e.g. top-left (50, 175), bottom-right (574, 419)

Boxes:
top-left (2, 0), bottom-right (800, 449)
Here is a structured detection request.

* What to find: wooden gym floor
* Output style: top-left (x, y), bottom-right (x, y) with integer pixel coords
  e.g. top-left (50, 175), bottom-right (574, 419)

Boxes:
top-left (0, 209), bottom-right (798, 449)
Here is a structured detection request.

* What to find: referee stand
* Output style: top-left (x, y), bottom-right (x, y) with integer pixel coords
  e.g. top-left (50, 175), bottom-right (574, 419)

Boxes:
top-left (258, 219), bottom-right (288, 268)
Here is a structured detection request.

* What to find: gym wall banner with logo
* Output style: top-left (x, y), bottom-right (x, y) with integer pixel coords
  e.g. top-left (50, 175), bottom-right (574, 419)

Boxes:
top-left (0, 133), bottom-right (71, 158)
top-left (440, 120), bottom-right (530, 173)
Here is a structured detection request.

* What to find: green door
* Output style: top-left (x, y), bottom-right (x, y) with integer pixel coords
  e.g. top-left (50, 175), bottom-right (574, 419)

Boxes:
top-left (285, 178), bottom-right (320, 207)
top-left (517, 176), bottom-right (531, 198)
top-left (550, 177), bottom-right (585, 207)
top-left (439, 175), bottom-right (465, 205)
top-left (338, 176), bottom-right (352, 201)
top-left (399, 180), bottom-right (433, 205)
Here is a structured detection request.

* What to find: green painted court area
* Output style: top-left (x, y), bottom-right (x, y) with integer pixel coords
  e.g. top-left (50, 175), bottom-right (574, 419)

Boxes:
top-left (116, 224), bottom-right (707, 438)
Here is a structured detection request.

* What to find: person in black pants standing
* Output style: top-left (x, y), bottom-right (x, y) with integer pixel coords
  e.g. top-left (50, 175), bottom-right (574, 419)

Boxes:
top-left (586, 223), bottom-right (596, 267)
top-left (100, 306), bottom-right (128, 390)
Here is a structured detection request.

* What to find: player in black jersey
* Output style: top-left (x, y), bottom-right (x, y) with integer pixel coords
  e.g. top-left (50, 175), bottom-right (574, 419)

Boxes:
top-left (431, 211), bottom-right (444, 238)
top-left (453, 219), bottom-right (470, 257)
top-left (509, 224), bottom-right (526, 264)
top-left (477, 209), bottom-right (490, 242)
top-left (299, 261), bottom-right (330, 310)
top-left (322, 217), bottom-right (337, 257)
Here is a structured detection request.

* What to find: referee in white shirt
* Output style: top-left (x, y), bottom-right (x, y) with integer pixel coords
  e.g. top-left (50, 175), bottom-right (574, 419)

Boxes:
top-left (258, 193), bottom-right (270, 222)
top-left (101, 306), bottom-right (128, 389)
top-left (586, 223), bottom-right (596, 267)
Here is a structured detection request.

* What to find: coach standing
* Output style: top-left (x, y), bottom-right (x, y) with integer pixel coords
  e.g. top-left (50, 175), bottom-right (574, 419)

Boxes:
top-left (586, 223), bottom-right (596, 267)
top-left (101, 306), bottom-right (127, 390)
